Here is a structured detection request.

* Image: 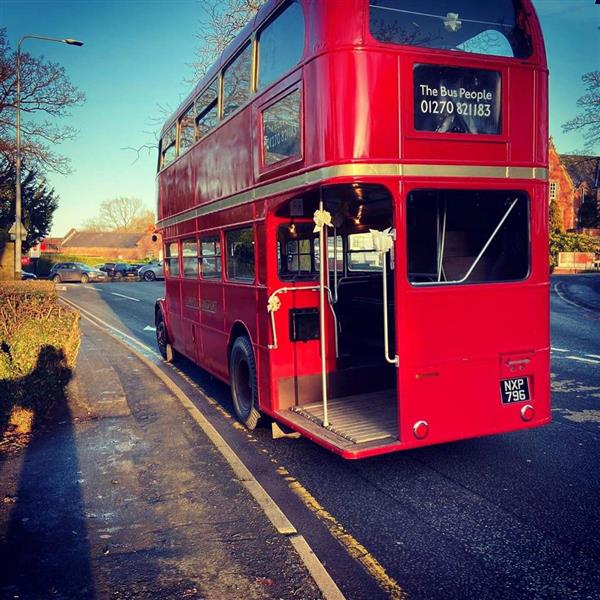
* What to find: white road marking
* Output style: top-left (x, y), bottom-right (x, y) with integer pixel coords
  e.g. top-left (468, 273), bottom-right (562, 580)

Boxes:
top-left (551, 347), bottom-right (568, 353)
top-left (144, 326), bottom-right (156, 332)
top-left (111, 292), bottom-right (140, 302)
top-left (586, 354), bottom-right (600, 360)
top-left (565, 356), bottom-right (600, 365)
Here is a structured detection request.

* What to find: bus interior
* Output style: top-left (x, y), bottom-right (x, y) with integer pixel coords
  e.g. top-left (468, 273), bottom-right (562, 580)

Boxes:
top-left (272, 184), bottom-right (399, 447)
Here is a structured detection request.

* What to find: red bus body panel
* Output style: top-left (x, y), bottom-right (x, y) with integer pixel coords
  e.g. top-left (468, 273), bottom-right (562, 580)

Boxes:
top-left (156, 0), bottom-right (550, 458)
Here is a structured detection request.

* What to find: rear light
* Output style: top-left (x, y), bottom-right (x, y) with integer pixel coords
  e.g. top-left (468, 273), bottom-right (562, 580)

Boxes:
top-left (520, 405), bottom-right (535, 422)
top-left (413, 420), bottom-right (429, 439)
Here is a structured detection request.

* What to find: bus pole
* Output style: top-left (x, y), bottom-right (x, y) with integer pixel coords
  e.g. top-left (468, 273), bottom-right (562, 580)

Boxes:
top-left (314, 200), bottom-right (331, 427)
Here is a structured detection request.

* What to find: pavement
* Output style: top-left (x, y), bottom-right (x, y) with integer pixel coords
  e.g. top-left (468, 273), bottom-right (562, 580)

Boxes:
top-left (0, 319), bottom-right (324, 600)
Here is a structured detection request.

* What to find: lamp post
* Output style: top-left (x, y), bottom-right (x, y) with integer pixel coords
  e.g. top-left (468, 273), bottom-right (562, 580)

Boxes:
top-left (14, 35), bottom-right (83, 277)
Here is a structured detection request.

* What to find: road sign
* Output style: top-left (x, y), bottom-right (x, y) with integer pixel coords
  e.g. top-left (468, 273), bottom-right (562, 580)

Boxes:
top-left (8, 221), bottom-right (28, 241)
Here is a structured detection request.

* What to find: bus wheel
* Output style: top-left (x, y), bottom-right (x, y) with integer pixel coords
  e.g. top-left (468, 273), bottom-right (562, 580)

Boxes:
top-left (156, 313), bottom-right (176, 363)
top-left (229, 336), bottom-right (260, 431)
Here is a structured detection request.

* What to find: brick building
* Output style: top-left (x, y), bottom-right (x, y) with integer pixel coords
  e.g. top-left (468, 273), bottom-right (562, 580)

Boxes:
top-left (548, 139), bottom-right (600, 234)
top-left (50, 229), bottom-right (160, 260)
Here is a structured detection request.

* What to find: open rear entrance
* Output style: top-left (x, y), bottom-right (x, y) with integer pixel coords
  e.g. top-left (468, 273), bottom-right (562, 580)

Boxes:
top-left (270, 183), bottom-right (399, 450)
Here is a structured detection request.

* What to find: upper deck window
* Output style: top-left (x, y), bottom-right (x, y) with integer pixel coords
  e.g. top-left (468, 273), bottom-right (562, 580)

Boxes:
top-left (369, 1), bottom-right (532, 59)
top-left (179, 105), bottom-right (196, 153)
top-left (257, 1), bottom-right (305, 90)
top-left (195, 79), bottom-right (219, 139)
top-left (160, 125), bottom-right (177, 168)
top-left (222, 43), bottom-right (252, 119)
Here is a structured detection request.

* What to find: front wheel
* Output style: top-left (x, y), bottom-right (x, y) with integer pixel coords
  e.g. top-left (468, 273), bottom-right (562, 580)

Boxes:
top-left (114, 272), bottom-right (123, 280)
top-left (143, 270), bottom-right (156, 282)
top-left (52, 274), bottom-right (61, 283)
top-left (229, 336), bottom-right (260, 430)
top-left (80, 274), bottom-right (89, 284)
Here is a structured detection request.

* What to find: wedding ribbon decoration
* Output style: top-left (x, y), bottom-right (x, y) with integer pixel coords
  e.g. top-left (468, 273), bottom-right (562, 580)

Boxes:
top-left (313, 208), bottom-right (333, 233)
top-left (267, 295), bottom-right (281, 313)
top-left (370, 228), bottom-right (395, 254)
top-left (443, 12), bottom-right (462, 32)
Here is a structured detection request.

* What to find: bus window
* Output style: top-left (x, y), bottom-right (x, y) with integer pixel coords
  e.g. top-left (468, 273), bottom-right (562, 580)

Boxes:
top-left (369, 0), bottom-right (532, 59)
top-left (200, 236), bottom-right (222, 279)
top-left (257, 1), bottom-right (305, 90)
top-left (263, 89), bottom-right (301, 166)
top-left (222, 43), bottom-right (252, 119)
top-left (195, 79), bottom-right (219, 139)
top-left (226, 227), bottom-right (255, 281)
top-left (407, 189), bottom-right (530, 285)
top-left (179, 105), bottom-right (196, 153)
top-left (160, 125), bottom-right (176, 168)
top-left (182, 238), bottom-right (199, 278)
top-left (165, 241), bottom-right (180, 277)
top-left (347, 232), bottom-right (383, 272)
top-left (277, 223), bottom-right (317, 280)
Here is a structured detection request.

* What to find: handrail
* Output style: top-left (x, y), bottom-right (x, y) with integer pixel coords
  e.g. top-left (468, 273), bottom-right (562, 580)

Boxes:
top-left (266, 285), bottom-right (339, 356)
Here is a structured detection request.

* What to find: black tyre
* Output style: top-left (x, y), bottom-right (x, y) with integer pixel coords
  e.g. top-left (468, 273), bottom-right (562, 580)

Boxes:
top-left (52, 274), bottom-right (61, 283)
top-left (81, 273), bottom-right (89, 284)
top-left (114, 272), bottom-right (123, 280)
top-left (143, 270), bottom-right (156, 282)
top-left (229, 336), bottom-right (260, 430)
top-left (156, 312), bottom-right (176, 363)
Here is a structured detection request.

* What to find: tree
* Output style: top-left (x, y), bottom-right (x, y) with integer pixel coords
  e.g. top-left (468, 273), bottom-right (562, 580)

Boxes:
top-left (83, 197), bottom-right (155, 232)
top-left (0, 28), bottom-right (85, 175)
top-left (0, 159), bottom-right (58, 252)
top-left (562, 71), bottom-right (600, 152)
top-left (192, 0), bottom-right (264, 81)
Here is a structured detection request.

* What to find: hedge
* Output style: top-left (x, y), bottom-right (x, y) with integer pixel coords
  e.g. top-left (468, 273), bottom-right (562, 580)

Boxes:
top-left (0, 281), bottom-right (80, 436)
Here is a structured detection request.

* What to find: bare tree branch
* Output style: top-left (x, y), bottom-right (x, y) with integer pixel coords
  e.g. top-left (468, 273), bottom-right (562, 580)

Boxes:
top-left (562, 71), bottom-right (600, 153)
top-left (0, 28), bottom-right (85, 175)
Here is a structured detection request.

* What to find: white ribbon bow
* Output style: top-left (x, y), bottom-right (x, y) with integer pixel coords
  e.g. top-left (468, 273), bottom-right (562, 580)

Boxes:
top-left (267, 295), bottom-right (281, 313)
top-left (313, 209), bottom-right (333, 233)
top-left (370, 228), bottom-right (394, 254)
top-left (444, 12), bottom-right (462, 32)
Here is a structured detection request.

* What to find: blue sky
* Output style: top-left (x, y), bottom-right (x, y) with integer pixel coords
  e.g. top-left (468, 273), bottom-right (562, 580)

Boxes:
top-left (1, 0), bottom-right (599, 236)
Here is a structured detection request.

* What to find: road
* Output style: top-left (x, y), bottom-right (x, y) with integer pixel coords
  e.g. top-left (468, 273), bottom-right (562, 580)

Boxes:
top-left (60, 275), bottom-right (600, 600)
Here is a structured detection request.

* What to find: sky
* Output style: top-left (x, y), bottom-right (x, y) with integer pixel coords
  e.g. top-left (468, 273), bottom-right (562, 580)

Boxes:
top-left (1, 0), bottom-right (599, 237)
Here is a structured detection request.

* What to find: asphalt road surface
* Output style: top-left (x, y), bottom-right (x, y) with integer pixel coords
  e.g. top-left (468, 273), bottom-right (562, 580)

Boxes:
top-left (60, 275), bottom-right (600, 600)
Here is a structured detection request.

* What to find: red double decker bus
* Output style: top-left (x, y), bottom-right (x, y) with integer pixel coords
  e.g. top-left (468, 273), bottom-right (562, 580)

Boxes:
top-left (155, 0), bottom-right (550, 459)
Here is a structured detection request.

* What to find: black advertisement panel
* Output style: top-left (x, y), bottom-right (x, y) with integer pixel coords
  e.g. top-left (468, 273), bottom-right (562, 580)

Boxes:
top-left (413, 65), bottom-right (502, 135)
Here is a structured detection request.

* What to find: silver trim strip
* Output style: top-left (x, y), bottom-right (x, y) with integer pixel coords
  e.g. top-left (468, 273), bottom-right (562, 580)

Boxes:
top-left (156, 162), bottom-right (548, 229)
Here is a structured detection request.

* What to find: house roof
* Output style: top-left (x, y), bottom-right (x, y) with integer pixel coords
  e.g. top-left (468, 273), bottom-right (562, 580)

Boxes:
top-left (559, 155), bottom-right (600, 189)
top-left (61, 230), bottom-right (145, 249)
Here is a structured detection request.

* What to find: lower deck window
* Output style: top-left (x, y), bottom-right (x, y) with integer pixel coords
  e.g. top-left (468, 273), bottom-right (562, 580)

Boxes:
top-left (226, 227), bottom-right (255, 281)
top-left (407, 189), bottom-right (530, 285)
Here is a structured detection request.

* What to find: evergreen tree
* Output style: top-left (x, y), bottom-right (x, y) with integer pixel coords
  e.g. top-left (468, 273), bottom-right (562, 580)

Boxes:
top-left (0, 160), bottom-right (58, 252)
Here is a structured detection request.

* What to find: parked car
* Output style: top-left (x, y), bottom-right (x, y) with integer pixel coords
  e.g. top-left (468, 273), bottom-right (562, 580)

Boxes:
top-left (101, 262), bottom-right (137, 280)
top-left (138, 261), bottom-right (164, 281)
top-left (49, 262), bottom-right (107, 283)
top-left (21, 271), bottom-right (37, 281)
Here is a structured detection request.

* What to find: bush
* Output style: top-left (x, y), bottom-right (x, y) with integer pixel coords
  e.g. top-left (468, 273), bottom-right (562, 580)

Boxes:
top-left (0, 281), bottom-right (80, 441)
top-left (549, 232), bottom-right (599, 270)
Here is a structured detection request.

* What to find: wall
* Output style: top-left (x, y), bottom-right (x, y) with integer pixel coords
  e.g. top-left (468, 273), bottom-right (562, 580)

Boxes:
top-left (548, 143), bottom-right (578, 231)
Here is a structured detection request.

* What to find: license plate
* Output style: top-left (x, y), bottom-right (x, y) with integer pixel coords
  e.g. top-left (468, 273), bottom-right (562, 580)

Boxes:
top-left (500, 377), bottom-right (530, 404)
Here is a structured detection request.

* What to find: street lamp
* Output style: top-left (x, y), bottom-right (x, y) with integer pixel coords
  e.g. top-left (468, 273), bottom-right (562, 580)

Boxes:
top-left (14, 35), bottom-right (83, 277)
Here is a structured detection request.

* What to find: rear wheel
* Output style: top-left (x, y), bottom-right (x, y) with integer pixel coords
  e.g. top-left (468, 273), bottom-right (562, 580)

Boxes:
top-left (229, 336), bottom-right (260, 430)
top-left (156, 312), bottom-right (176, 362)
top-left (143, 270), bottom-right (156, 282)
top-left (81, 273), bottom-right (89, 284)
top-left (114, 272), bottom-right (123, 281)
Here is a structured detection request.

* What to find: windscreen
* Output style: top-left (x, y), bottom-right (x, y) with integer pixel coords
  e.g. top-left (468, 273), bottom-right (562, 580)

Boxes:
top-left (370, 1), bottom-right (532, 59)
